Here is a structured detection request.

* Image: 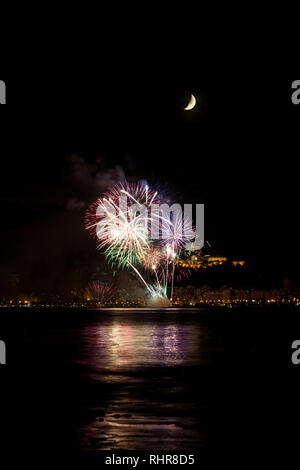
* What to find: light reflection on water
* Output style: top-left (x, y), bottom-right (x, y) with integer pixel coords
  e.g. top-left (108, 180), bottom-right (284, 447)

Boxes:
top-left (22, 306), bottom-right (289, 453)
top-left (79, 320), bottom-right (201, 371)
top-left (74, 312), bottom-right (212, 450)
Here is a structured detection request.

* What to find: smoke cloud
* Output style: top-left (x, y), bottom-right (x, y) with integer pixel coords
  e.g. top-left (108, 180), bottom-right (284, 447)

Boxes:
top-left (2, 156), bottom-right (127, 295)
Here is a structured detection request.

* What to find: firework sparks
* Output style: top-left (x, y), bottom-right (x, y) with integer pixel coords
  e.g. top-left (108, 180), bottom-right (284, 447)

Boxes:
top-left (162, 211), bottom-right (195, 249)
top-left (86, 281), bottom-right (114, 305)
top-left (141, 247), bottom-right (163, 271)
top-left (85, 182), bottom-right (156, 269)
top-left (85, 180), bottom-right (196, 302)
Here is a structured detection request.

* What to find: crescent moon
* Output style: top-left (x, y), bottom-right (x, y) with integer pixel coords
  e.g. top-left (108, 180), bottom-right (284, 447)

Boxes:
top-left (184, 94), bottom-right (196, 111)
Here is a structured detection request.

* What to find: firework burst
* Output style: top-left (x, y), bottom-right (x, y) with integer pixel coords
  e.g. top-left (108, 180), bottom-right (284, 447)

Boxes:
top-left (85, 182), bottom-right (157, 269)
top-left (86, 281), bottom-right (114, 304)
top-left (85, 180), bottom-right (196, 302)
top-left (161, 211), bottom-right (195, 249)
top-left (141, 247), bottom-right (163, 270)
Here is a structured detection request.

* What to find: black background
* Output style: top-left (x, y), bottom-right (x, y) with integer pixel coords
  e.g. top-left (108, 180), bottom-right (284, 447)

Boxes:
top-left (1, 77), bottom-right (300, 289)
top-left (0, 74), bottom-right (300, 467)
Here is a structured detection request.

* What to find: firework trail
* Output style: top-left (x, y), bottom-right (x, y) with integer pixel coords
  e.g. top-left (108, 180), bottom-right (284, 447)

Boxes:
top-left (85, 182), bottom-right (159, 270)
top-left (86, 182), bottom-right (161, 295)
top-left (160, 211), bottom-right (195, 299)
top-left (85, 181), bottom-right (196, 301)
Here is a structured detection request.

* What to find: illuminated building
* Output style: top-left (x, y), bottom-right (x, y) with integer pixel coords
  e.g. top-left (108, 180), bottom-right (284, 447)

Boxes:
top-left (176, 255), bottom-right (245, 269)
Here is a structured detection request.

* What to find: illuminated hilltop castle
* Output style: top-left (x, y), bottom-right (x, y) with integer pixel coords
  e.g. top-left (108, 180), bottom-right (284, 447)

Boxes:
top-left (176, 253), bottom-right (245, 270)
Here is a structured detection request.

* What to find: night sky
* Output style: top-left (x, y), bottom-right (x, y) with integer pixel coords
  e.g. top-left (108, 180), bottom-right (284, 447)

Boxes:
top-left (1, 76), bottom-right (299, 292)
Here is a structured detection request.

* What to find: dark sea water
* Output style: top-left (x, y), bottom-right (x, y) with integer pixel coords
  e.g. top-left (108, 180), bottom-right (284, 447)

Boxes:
top-left (1, 306), bottom-right (300, 460)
